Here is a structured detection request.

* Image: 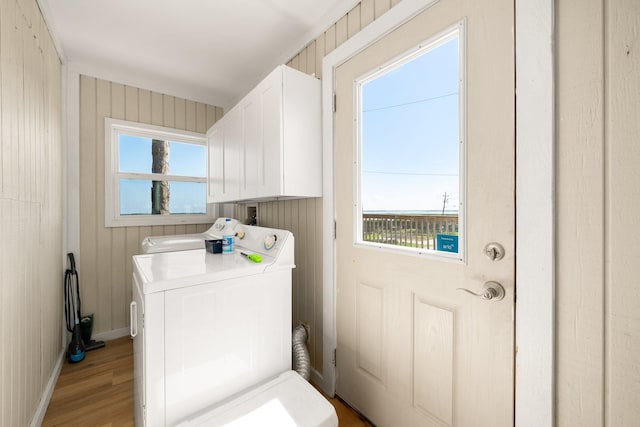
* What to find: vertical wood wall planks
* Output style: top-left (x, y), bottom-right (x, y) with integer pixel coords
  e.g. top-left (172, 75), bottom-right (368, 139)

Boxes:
top-left (361, 0), bottom-right (375, 30)
top-left (111, 83), bottom-right (127, 329)
top-left (335, 15), bottom-right (349, 48)
top-left (95, 78), bottom-right (113, 333)
top-left (374, 0), bottom-right (391, 19)
top-left (348, 4), bottom-right (362, 39)
top-left (79, 76), bottom-right (98, 328)
top-left (0, 1), bottom-right (62, 424)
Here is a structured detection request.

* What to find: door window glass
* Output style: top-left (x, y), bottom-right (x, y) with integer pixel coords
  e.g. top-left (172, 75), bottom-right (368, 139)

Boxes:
top-left (356, 28), bottom-right (464, 258)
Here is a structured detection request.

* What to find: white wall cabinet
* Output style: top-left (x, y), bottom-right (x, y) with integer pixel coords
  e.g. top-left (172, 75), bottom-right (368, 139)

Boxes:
top-left (207, 65), bottom-right (321, 203)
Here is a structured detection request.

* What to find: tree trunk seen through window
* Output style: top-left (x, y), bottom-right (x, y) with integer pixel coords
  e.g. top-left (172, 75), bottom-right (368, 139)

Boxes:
top-left (151, 139), bottom-right (170, 214)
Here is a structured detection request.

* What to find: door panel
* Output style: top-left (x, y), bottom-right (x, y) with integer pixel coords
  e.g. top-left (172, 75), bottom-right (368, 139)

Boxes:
top-left (335, 1), bottom-right (514, 426)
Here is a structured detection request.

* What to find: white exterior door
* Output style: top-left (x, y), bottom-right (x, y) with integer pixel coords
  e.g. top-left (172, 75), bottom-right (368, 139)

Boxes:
top-left (334, 1), bottom-right (515, 426)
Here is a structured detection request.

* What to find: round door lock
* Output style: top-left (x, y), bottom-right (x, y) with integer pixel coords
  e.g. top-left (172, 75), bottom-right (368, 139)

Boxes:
top-left (484, 242), bottom-right (505, 261)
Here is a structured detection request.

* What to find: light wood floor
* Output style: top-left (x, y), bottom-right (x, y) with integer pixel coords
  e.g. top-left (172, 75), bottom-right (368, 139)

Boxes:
top-left (43, 337), bottom-right (373, 426)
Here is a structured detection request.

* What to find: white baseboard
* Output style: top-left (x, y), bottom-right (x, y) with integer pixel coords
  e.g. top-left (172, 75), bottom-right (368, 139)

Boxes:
top-left (93, 326), bottom-right (130, 342)
top-left (30, 349), bottom-right (65, 427)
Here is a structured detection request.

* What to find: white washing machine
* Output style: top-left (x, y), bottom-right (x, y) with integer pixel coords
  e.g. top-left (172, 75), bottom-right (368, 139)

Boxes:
top-left (131, 222), bottom-right (337, 427)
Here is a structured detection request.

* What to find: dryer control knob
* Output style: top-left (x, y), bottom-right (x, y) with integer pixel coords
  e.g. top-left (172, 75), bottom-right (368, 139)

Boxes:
top-left (264, 234), bottom-right (277, 250)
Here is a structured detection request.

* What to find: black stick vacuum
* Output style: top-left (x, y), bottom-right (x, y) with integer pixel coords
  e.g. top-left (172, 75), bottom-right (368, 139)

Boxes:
top-left (64, 253), bottom-right (105, 362)
top-left (64, 253), bottom-right (85, 362)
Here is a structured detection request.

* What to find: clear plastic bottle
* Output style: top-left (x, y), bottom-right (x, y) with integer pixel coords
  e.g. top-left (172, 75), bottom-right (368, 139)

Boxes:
top-left (222, 218), bottom-right (235, 254)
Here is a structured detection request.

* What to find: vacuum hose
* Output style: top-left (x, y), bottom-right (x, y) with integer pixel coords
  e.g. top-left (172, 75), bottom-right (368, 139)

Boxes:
top-left (292, 324), bottom-right (311, 381)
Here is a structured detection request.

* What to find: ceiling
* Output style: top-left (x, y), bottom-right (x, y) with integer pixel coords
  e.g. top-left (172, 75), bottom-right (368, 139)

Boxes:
top-left (38, 0), bottom-right (359, 109)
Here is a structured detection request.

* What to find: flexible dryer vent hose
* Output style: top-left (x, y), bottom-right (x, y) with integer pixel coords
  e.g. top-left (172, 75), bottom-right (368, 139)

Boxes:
top-left (292, 324), bottom-right (311, 381)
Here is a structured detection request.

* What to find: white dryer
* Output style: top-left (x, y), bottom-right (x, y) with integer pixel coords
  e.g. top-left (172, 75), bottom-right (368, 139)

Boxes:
top-left (131, 222), bottom-right (336, 426)
top-left (139, 217), bottom-right (238, 254)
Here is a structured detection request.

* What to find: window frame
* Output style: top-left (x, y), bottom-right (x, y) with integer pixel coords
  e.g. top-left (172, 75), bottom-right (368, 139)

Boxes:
top-left (352, 22), bottom-right (467, 262)
top-left (104, 118), bottom-right (215, 227)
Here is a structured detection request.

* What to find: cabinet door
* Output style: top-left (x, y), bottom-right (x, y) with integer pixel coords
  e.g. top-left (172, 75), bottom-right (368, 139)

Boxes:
top-left (240, 95), bottom-right (261, 199)
top-left (221, 108), bottom-right (242, 201)
top-left (207, 123), bottom-right (223, 203)
top-left (258, 69), bottom-right (283, 196)
top-left (208, 109), bottom-right (241, 203)
top-left (281, 67), bottom-right (322, 197)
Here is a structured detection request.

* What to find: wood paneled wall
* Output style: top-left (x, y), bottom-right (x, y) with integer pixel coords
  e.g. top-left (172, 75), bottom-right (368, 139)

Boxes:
top-left (0, 0), bottom-right (63, 425)
top-left (556, 0), bottom-right (640, 425)
top-left (78, 76), bottom-right (222, 335)
top-left (235, 0), bottom-right (402, 376)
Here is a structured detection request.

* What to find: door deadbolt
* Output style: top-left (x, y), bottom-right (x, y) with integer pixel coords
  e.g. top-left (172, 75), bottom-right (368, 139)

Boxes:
top-left (484, 242), bottom-right (505, 261)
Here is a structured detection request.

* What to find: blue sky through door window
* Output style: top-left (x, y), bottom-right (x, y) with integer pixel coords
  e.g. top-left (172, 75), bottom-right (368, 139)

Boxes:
top-left (361, 36), bottom-right (459, 214)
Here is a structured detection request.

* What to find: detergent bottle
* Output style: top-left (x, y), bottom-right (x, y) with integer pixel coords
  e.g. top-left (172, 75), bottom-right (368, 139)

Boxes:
top-left (222, 218), bottom-right (235, 254)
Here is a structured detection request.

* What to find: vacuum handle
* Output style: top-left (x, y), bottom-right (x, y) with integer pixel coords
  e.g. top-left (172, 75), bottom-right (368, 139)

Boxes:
top-left (130, 301), bottom-right (138, 338)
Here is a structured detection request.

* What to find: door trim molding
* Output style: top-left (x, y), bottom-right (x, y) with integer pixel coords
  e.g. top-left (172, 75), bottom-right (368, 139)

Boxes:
top-left (320, 0), bottom-right (554, 426)
top-left (514, 1), bottom-right (555, 426)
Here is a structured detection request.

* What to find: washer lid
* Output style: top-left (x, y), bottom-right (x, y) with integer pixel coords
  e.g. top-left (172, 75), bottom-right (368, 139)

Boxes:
top-left (133, 249), bottom-right (286, 294)
top-left (176, 371), bottom-right (338, 427)
top-left (140, 234), bottom-right (206, 254)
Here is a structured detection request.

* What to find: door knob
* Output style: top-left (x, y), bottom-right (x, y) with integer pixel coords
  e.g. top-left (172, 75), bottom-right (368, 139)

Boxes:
top-left (457, 281), bottom-right (506, 301)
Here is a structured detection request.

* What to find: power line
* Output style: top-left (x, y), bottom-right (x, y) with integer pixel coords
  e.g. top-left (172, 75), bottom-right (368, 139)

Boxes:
top-left (362, 91), bottom-right (458, 113)
top-left (363, 170), bottom-right (458, 177)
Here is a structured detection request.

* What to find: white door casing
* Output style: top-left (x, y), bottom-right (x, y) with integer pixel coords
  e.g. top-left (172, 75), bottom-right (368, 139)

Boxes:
top-left (333, 1), bottom-right (514, 426)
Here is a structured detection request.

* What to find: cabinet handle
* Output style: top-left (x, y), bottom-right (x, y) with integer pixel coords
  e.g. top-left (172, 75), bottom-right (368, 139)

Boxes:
top-left (130, 301), bottom-right (138, 337)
